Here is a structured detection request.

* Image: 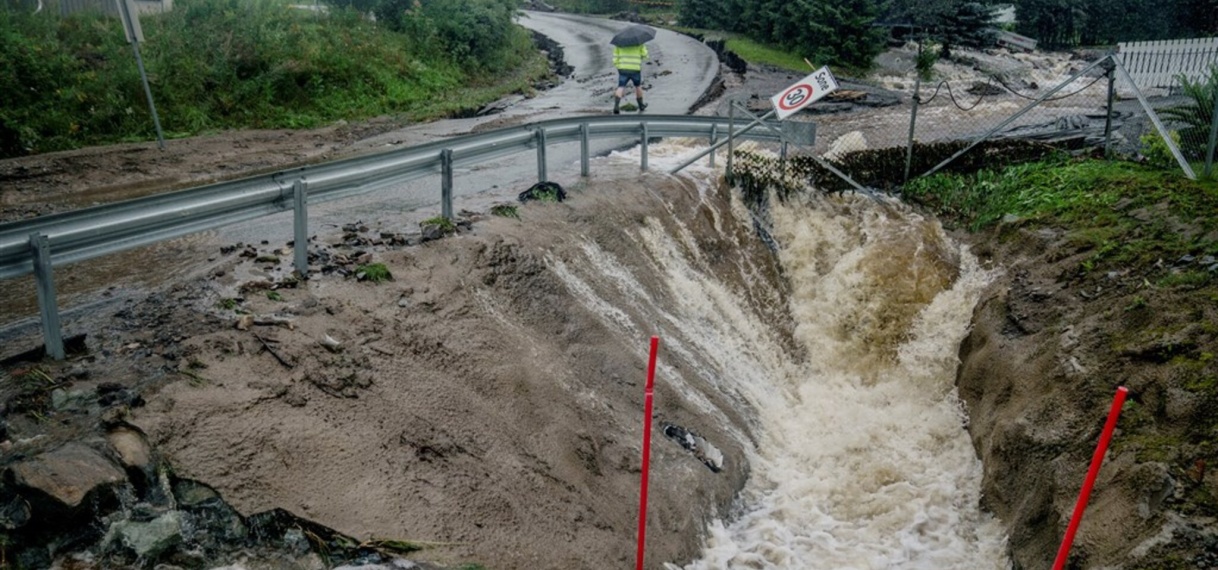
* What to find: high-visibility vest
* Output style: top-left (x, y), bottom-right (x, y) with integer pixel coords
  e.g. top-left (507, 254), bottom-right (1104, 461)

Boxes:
top-left (613, 45), bottom-right (648, 71)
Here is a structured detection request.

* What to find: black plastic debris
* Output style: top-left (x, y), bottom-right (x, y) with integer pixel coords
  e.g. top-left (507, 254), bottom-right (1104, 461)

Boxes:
top-left (518, 181), bottom-right (567, 203)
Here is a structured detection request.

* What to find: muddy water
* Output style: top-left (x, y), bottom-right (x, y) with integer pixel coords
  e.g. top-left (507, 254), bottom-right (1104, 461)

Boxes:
top-left (564, 141), bottom-right (1011, 569)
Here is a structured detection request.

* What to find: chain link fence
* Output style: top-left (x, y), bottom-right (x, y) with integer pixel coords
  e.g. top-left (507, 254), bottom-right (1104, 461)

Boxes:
top-left (710, 40), bottom-right (1218, 198)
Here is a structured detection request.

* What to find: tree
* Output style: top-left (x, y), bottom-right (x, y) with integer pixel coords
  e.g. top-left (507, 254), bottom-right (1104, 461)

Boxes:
top-left (678, 0), bottom-right (887, 70)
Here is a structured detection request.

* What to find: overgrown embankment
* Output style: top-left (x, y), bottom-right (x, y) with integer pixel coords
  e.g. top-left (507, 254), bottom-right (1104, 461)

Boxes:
top-left (0, 0), bottom-right (549, 158)
top-left (904, 158), bottom-right (1218, 568)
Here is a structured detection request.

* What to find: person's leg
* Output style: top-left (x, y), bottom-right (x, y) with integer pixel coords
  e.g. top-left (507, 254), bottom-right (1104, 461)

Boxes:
top-left (635, 83), bottom-right (645, 112)
top-left (614, 73), bottom-right (627, 114)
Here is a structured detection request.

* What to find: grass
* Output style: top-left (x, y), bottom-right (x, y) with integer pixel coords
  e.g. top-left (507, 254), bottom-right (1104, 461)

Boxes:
top-left (422, 216), bottom-right (457, 232)
top-left (490, 204), bottom-right (519, 218)
top-left (355, 263), bottom-right (392, 283)
top-left (903, 157), bottom-right (1218, 278)
top-left (726, 37), bottom-right (815, 72)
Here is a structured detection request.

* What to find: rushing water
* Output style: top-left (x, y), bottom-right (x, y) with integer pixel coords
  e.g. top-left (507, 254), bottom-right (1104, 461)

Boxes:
top-left (565, 141), bottom-right (1012, 570)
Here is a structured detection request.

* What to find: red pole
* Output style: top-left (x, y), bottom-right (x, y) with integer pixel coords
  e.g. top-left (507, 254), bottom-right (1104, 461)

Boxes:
top-left (636, 336), bottom-right (660, 570)
top-left (1052, 386), bottom-right (1129, 570)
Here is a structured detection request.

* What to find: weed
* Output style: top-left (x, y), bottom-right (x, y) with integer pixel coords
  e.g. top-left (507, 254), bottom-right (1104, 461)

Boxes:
top-left (1141, 131), bottom-right (1184, 170)
top-left (217, 298), bottom-right (240, 311)
top-left (490, 204), bottom-right (519, 219)
top-left (457, 565), bottom-right (487, 570)
top-left (266, 291), bottom-right (284, 302)
top-left (356, 263), bottom-right (393, 283)
top-left (1125, 295), bottom-right (1148, 311)
top-left (1158, 271), bottom-right (1213, 289)
top-left (423, 216), bottom-right (457, 232)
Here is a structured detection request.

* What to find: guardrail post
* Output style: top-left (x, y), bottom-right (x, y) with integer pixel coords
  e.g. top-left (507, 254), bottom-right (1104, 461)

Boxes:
top-left (441, 148), bottom-right (454, 220)
top-left (709, 124), bottom-right (717, 168)
top-left (580, 123), bottom-right (590, 177)
top-left (536, 129), bottom-right (548, 183)
top-left (293, 179), bottom-right (309, 280)
top-left (641, 123), bottom-right (649, 172)
top-left (29, 233), bottom-right (65, 360)
top-left (727, 103), bottom-right (736, 184)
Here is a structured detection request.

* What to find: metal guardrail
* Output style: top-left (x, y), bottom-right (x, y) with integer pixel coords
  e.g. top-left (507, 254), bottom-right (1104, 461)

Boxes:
top-left (0, 113), bottom-right (804, 358)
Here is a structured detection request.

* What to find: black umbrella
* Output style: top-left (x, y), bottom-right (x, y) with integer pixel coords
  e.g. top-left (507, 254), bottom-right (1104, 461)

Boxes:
top-left (610, 24), bottom-right (656, 47)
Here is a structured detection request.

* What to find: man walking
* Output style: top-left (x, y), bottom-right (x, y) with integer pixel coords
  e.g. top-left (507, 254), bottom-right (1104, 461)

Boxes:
top-left (612, 43), bottom-right (648, 114)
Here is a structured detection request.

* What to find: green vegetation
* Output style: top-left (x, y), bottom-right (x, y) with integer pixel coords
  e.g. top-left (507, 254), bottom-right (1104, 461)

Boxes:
top-left (723, 37), bottom-right (808, 73)
top-left (1160, 67), bottom-right (1218, 162)
top-left (490, 204), bottom-right (520, 218)
top-left (266, 290), bottom-right (284, 302)
top-left (0, 0), bottom-right (548, 157)
top-left (355, 262), bottom-right (392, 283)
top-left (217, 298), bottom-right (240, 310)
top-left (902, 157), bottom-right (1218, 276)
top-left (676, 0), bottom-right (885, 71)
top-left (422, 215), bottom-right (457, 232)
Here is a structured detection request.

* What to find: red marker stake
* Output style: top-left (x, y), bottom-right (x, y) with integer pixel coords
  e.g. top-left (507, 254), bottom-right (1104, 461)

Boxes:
top-left (1052, 386), bottom-right (1129, 570)
top-left (636, 336), bottom-right (659, 570)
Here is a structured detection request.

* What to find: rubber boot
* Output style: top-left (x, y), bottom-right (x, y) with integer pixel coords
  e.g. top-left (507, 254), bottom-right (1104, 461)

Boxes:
top-left (637, 97), bottom-right (646, 113)
top-left (613, 96), bottom-right (621, 115)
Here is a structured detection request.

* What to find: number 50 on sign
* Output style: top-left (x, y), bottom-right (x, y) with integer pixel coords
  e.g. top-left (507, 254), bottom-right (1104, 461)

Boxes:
top-left (770, 66), bottom-right (840, 120)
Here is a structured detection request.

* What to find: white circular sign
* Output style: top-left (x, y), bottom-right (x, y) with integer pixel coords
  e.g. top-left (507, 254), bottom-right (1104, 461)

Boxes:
top-left (778, 84), bottom-right (815, 111)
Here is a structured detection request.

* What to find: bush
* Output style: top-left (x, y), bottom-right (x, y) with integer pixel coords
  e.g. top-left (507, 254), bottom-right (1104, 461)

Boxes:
top-left (1161, 66), bottom-right (1218, 161)
top-left (0, 0), bottom-right (542, 157)
top-left (353, 0), bottom-right (523, 70)
top-left (1141, 131), bottom-right (1183, 170)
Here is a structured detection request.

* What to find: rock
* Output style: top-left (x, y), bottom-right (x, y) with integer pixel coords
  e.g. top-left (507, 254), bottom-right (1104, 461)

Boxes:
top-left (172, 480), bottom-right (248, 547)
top-left (420, 224), bottom-right (446, 242)
top-left (51, 388), bottom-right (93, 412)
top-left (0, 493), bottom-right (31, 530)
top-left (106, 510), bottom-right (184, 559)
top-left (320, 334), bottom-right (343, 353)
top-left (9, 443), bottom-right (126, 509)
top-left (107, 427), bottom-right (153, 471)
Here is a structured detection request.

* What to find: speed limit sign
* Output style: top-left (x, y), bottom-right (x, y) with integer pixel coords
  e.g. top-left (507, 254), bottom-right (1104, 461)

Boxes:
top-left (770, 66), bottom-right (840, 119)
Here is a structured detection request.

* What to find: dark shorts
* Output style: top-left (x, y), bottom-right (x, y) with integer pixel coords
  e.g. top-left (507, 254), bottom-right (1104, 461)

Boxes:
top-left (617, 70), bottom-right (642, 88)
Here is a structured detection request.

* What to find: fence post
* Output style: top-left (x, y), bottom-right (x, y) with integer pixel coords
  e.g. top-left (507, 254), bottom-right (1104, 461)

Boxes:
top-left (29, 233), bottom-right (65, 360)
top-left (709, 124), bottom-right (718, 168)
top-left (727, 103), bottom-right (735, 184)
top-left (904, 75), bottom-right (922, 184)
top-left (536, 128), bottom-right (548, 183)
top-left (1104, 61), bottom-right (1116, 159)
top-left (441, 149), bottom-right (454, 220)
top-left (580, 123), bottom-right (590, 178)
top-left (780, 140), bottom-right (788, 177)
top-left (1205, 89), bottom-right (1218, 178)
top-left (641, 123), bottom-right (649, 172)
top-left (292, 179), bottom-right (309, 280)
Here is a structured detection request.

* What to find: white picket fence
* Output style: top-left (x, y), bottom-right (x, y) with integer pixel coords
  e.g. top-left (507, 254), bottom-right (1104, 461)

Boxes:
top-left (1117, 37), bottom-right (1218, 91)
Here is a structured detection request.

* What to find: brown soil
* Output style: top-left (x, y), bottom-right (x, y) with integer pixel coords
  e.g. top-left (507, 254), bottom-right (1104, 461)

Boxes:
top-left (0, 117), bottom-right (414, 223)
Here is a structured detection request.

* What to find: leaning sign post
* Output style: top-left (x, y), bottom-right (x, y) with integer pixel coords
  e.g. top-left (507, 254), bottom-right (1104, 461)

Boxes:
top-left (116, 0), bottom-right (166, 150)
top-left (668, 65), bottom-right (839, 176)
